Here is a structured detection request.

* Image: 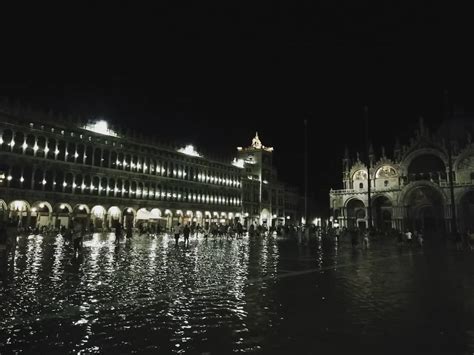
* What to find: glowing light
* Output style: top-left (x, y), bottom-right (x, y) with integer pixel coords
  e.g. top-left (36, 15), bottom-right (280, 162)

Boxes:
top-left (31, 207), bottom-right (37, 212)
top-left (272, 214), bottom-right (277, 218)
top-left (79, 205), bottom-right (84, 210)
top-left (244, 212), bottom-right (249, 217)
top-left (39, 203), bottom-right (45, 208)
top-left (44, 147), bottom-right (49, 153)
top-left (177, 144), bottom-right (202, 157)
top-left (263, 180), bottom-right (268, 184)
top-left (83, 120), bottom-right (119, 137)
top-left (60, 204), bottom-right (65, 209)
top-left (0, 138), bottom-right (3, 144)
top-left (55, 149), bottom-right (59, 155)
top-left (63, 182), bottom-right (67, 187)
top-left (127, 208), bottom-right (132, 213)
top-left (22, 142), bottom-right (28, 149)
top-left (33, 144), bottom-right (38, 151)
top-left (74, 153), bottom-right (79, 158)
top-left (7, 176), bottom-right (12, 181)
top-left (72, 183), bottom-right (77, 188)
top-left (42, 179), bottom-right (47, 185)
top-left (20, 177), bottom-right (24, 182)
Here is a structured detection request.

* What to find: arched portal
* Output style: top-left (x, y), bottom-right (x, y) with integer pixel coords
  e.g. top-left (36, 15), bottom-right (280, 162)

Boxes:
top-left (459, 190), bottom-right (474, 232)
top-left (8, 200), bottom-right (30, 227)
top-left (123, 207), bottom-right (136, 229)
top-left (91, 205), bottom-right (106, 230)
top-left (407, 154), bottom-right (446, 183)
top-left (346, 199), bottom-right (366, 229)
top-left (260, 208), bottom-right (271, 226)
top-left (53, 203), bottom-right (72, 229)
top-left (31, 201), bottom-right (52, 227)
top-left (372, 195), bottom-right (393, 231)
top-left (73, 204), bottom-right (90, 229)
top-left (405, 185), bottom-right (444, 235)
top-left (108, 206), bottom-right (122, 230)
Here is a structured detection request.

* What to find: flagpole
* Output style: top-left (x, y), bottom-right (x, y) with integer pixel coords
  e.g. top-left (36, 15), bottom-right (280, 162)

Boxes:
top-left (364, 106), bottom-right (372, 230)
top-left (304, 119), bottom-right (308, 226)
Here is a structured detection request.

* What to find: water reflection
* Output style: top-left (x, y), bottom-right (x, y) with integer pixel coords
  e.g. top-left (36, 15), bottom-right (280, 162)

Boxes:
top-left (0, 233), bottom-right (473, 354)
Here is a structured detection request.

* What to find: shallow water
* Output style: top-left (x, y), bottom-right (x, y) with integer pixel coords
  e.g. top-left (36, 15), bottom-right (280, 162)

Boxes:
top-left (0, 233), bottom-right (473, 354)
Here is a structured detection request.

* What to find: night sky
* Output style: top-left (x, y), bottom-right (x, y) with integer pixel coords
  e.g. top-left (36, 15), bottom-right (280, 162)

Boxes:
top-left (1, 3), bottom-right (474, 214)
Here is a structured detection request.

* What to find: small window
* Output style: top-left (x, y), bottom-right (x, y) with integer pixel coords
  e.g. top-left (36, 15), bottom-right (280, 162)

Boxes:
top-left (384, 180), bottom-right (389, 187)
top-left (359, 183), bottom-right (363, 189)
top-left (470, 172), bottom-right (474, 180)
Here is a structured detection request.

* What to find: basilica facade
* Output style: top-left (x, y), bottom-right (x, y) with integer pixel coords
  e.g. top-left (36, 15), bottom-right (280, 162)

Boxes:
top-left (330, 117), bottom-right (474, 234)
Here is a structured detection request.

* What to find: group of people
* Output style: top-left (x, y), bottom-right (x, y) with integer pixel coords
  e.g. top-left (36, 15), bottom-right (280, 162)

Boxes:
top-left (171, 222), bottom-right (246, 246)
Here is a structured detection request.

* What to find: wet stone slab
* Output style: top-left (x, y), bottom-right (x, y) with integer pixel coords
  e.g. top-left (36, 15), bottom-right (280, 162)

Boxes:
top-left (0, 233), bottom-right (473, 354)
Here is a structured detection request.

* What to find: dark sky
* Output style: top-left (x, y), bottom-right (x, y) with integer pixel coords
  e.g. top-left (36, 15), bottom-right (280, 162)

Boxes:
top-left (1, 3), bottom-right (474, 213)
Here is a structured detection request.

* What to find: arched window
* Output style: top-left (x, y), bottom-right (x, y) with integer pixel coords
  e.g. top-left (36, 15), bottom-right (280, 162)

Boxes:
top-left (25, 134), bottom-right (35, 156)
top-left (36, 136), bottom-right (46, 158)
top-left (74, 144), bottom-right (83, 163)
top-left (57, 140), bottom-right (66, 161)
top-left (13, 132), bottom-right (24, 154)
top-left (103, 150), bottom-right (110, 168)
top-left (47, 139), bottom-right (56, 159)
top-left (66, 142), bottom-right (75, 163)
top-left (100, 177), bottom-right (107, 196)
top-left (45, 170), bottom-right (54, 192)
top-left (384, 180), bottom-right (389, 187)
top-left (110, 151), bottom-right (118, 169)
top-left (359, 183), bottom-right (364, 189)
top-left (94, 148), bottom-right (102, 166)
top-left (85, 146), bottom-right (93, 165)
top-left (65, 173), bottom-right (74, 193)
top-left (1, 129), bottom-right (13, 151)
top-left (23, 166), bottom-right (33, 189)
top-left (83, 175), bottom-right (92, 195)
top-left (75, 174), bottom-right (83, 194)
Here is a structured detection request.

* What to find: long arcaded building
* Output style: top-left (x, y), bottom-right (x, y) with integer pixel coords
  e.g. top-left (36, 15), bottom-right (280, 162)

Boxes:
top-left (0, 104), bottom-right (303, 230)
top-left (0, 107), bottom-right (244, 230)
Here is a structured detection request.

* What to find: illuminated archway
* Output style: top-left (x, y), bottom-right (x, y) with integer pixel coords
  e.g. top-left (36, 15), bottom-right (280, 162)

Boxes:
top-left (8, 200), bottom-right (30, 226)
top-left (31, 201), bottom-right (52, 227)
top-left (345, 198), bottom-right (366, 229)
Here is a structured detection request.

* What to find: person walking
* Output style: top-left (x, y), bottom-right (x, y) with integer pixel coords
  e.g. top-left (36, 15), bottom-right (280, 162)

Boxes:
top-left (405, 230), bottom-right (413, 246)
top-left (72, 219), bottom-right (84, 256)
top-left (115, 221), bottom-right (123, 245)
top-left (173, 223), bottom-right (181, 247)
top-left (416, 230), bottom-right (424, 247)
top-left (362, 229), bottom-right (370, 249)
top-left (183, 223), bottom-right (190, 246)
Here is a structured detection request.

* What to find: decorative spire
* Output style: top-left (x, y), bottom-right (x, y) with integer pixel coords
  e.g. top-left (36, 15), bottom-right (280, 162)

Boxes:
top-left (251, 132), bottom-right (262, 149)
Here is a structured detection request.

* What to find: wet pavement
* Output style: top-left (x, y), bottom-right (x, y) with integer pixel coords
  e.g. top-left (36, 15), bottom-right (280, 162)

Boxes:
top-left (0, 233), bottom-right (473, 354)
